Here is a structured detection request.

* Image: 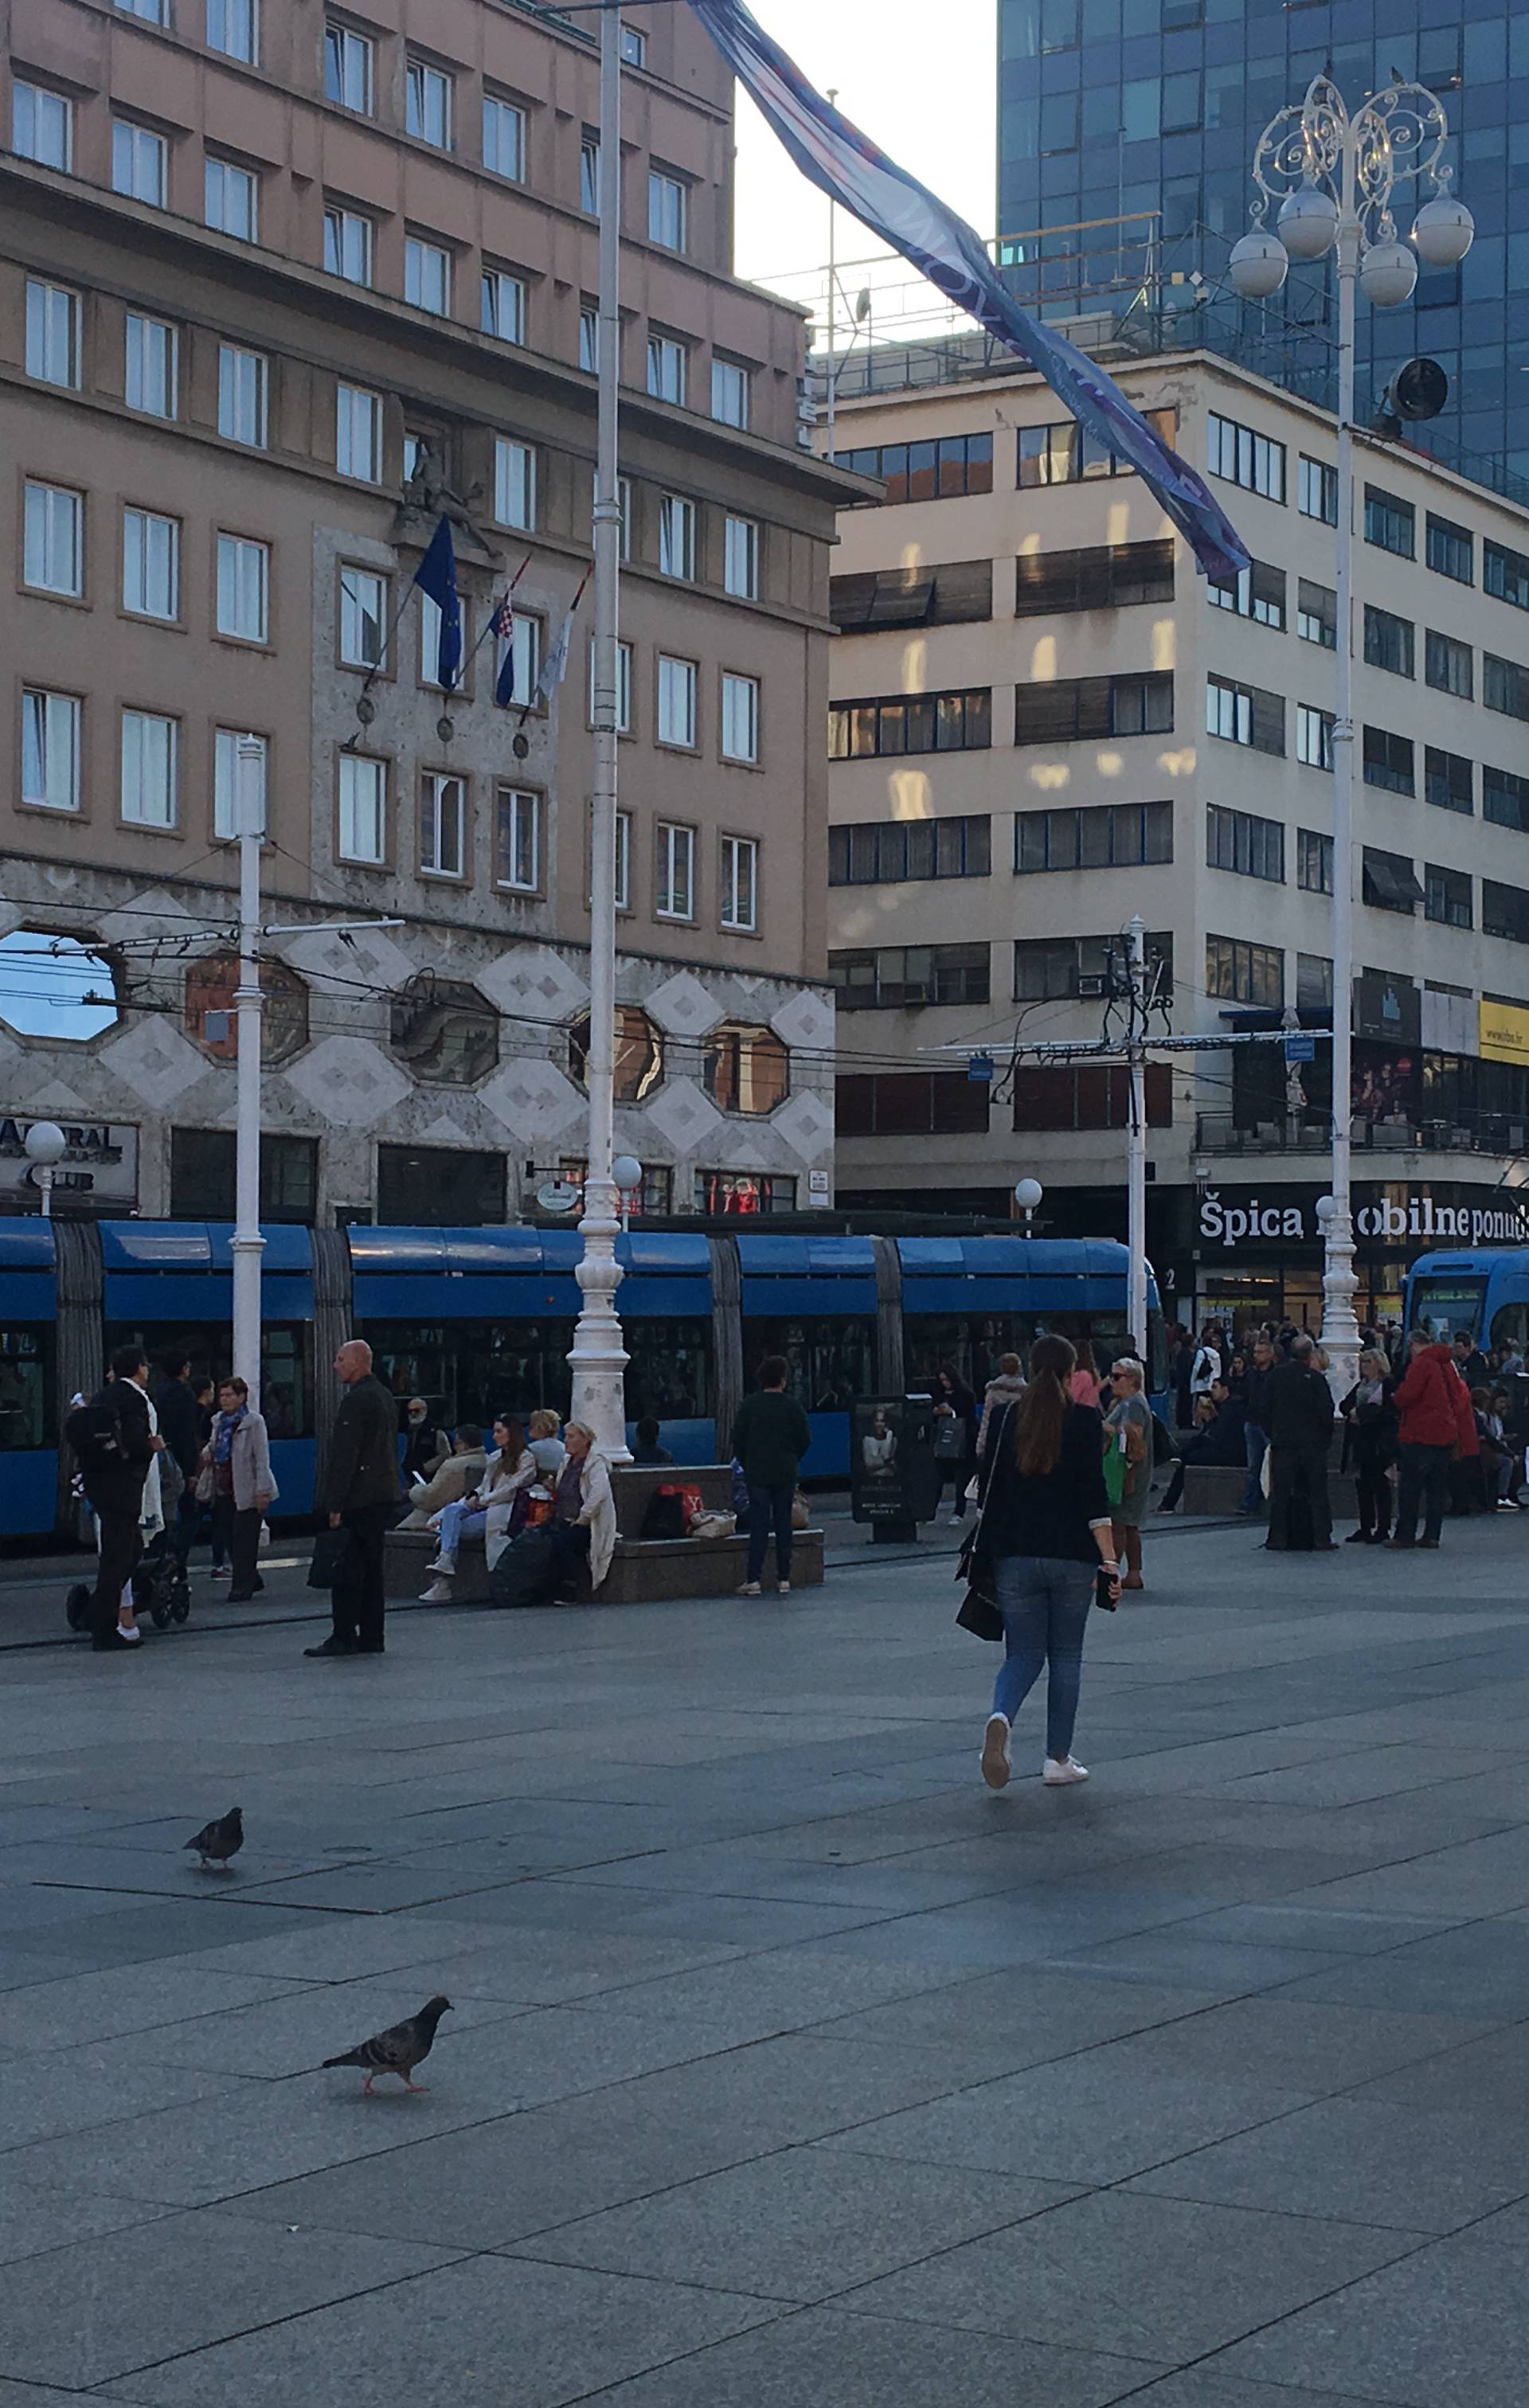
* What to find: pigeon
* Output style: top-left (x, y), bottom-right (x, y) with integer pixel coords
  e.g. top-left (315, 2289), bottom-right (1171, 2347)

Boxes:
top-left (184, 1806), bottom-right (244, 1870)
top-left (323, 1996), bottom-right (453, 2093)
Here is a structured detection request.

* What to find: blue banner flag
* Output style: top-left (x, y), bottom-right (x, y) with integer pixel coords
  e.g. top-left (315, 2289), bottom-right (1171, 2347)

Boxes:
top-left (413, 516), bottom-right (463, 692)
top-left (688, 0), bottom-right (1249, 581)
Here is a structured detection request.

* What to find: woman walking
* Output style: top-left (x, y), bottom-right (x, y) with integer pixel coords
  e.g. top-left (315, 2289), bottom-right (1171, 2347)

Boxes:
top-left (933, 1366), bottom-right (979, 1525)
top-left (1339, 1349), bottom-right (1397, 1543)
top-left (201, 1377), bottom-right (277, 1601)
top-left (1103, 1356), bottom-right (1153, 1589)
top-left (977, 1333), bottom-right (1120, 1792)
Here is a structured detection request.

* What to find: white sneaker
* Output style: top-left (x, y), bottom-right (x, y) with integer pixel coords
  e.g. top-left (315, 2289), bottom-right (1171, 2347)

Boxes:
top-left (737, 1582), bottom-right (762, 1597)
top-left (419, 1581), bottom-right (453, 1604)
top-left (425, 1556), bottom-right (455, 1575)
top-left (116, 1624), bottom-right (143, 1644)
top-left (980, 1714), bottom-right (1012, 1790)
top-left (777, 1581), bottom-right (791, 1596)
top-left (1043, 1756), bottom-right (1089, 1785)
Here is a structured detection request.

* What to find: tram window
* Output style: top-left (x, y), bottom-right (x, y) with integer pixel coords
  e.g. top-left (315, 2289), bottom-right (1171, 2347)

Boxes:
top-left (624, 1320), bottom-right (711, 1418)
top-left (743, 1319), bottom-right (874, 1411)
top-left (1492, 1304), bottom-right (1529, 1360)
top-left (104, 1322), bottom-right (312, 1435)
top-left (1410, 1278), bottom-right (1485, 1341)
top-left (364, 1322), bottom-right (577, 1430)
top-left (904, 1314), bottom-right (1109, 1395)
top-left (0, 1326), bottom-right (50, 1449)
top-left (365, 1325), bottom-right (455, 1424)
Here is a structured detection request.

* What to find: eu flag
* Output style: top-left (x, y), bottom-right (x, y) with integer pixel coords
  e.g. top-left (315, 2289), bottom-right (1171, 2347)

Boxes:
top-left (413, 517), bottom-right (463, 691)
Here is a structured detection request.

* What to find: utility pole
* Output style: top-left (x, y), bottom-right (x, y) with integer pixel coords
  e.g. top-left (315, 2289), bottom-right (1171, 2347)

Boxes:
top-left (824, 90), bottom-right (838, 450)
top-left (1124, 914), bottom-right (1148, 1356)
top-left (231, 733), bottom-right (266, 1409)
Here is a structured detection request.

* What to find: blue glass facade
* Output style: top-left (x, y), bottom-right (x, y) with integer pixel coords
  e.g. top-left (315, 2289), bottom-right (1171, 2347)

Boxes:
top-left (998, 0), bottom-right (1529, 480)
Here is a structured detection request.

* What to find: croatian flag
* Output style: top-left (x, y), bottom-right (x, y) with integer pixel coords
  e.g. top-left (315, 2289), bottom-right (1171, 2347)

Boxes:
top-left (687, 0), bottom-right (1249, 580)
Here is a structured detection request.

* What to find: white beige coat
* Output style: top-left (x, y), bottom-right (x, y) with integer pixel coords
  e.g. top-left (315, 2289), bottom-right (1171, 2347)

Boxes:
top-left (571, 1448), bottom-right (617, 1591)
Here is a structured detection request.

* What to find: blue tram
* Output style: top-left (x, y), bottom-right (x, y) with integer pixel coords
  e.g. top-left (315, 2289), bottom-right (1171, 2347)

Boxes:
top-left (1404, 1249), bottom-right (1529, 1356)
top-left (0, 1220), bottom-right (1161, 1541)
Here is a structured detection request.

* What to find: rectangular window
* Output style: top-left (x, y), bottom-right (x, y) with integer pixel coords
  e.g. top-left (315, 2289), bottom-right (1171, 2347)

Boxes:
top-left (656, 822), bottom-right (695, 920)
top-left (405, 237), bottom-right (451, 315)
top-left (405, 57), bottom-right (452, 147)
top-left (25, 279), bottom-right (78, 388)
top-left (338, 752), bottom-right (385, 862)
top-left (1206, 555), bottom-right (1286, 627)
top-left (837, 431), bottom-right (995, 501)
top-left (580, 134), bottom-right (600, 213)
top-left (1363, 604), bottom-right (1414, 678)
top-left (1206, 802), bottom-right (1284, 882)
top-left (116, 0), bottom-right (167, 18)
top-left (579, 306), bottom-right (599, 373)
top-left (1296, 828), bottom-right (1334, 893)
top-left (1427, 513), bottom-right (1473, 584)
top-left (216, 533), bottom-right (269, 641)
top-left (1364, 485), bottom-right (1415, 557)
top-left (621, 22), bottom-right (646, 63)
top-left (1015, 930), bottom-right (1173, 1003)
top-left (121, 708), bottom-right (177, 827)
top-left (1298, 454), bottom-right (1338, 524)
top-left (124, 312), bottom-right (176, 416)
top-left (1485, 539), bottom-right (1529, 612)
top-left (1014, 799), bottom-right (1172, 873)
top-left (589, 637), bottom-right (632, 733)
top-left (1296, 704), bottom-right (1334, 770)
top-left (483, 94), bottom-right (526, 179)
top-left (207, 0), bottom-right (256, 60)
top-left (1426, 746), bottom-right (1473, 815)
top-left (12, 80), bottom-right (72, 169)
top-left (21, 689), bottom-right (80, 813)
top-left (834, 561), bottom-right (995, 630)
top-left (835, 688), bottom-right (995, 758)
top-left (1363, 847), bottom-right (1424, 913)
top-left (335, 383), bottom-right (381, 481)
top-left (723, 514), bottom-right (758, 600)
top-left (112, 119), bottom-right (166, 205)
top-left (123, 506), bottom-right (179, 620)
top-left (1014, 408), bottom-right (1178, 491)
top-left (658, 493), bottom-right (695, 580)
top-left (647, 167), bottom-right (686, 250)
top-left (213, 728), bottom-right (266, 840)
top-left (1016, 538), bottom-right (1175, 615)
top-left (1205, 674), bottom-right (1285, 755)
top-left (710, 358), bottom-right (750, 428)
top-left (1296, 577), bottom-right (1336, 649)
top-left (23, 481), bottom-right (83, 596)
top-left (1484, 653), bottom-right (1529, 722)
top-left (1484, 881), bottom-right (1529, 945)
top-left (205, 155), bottom-right (257, 240)
top-left (419, 772), bottom-right (465, 878)
top-left (1206, 411), bottom-right (1285, 502)
top-left (657, 654), bottom-right (698, 748)
top-left (217, 343), bottom-right (267, 445)
top-left (495, 610), bottom-right (540, 708)
top-left (721, 833), bottom-right (757, 932)
top-left (493, 437), bottom-right (536, 530)
top-left (646, 333), bottom-right (687, 405)
top-left (613, 809), bottom-right (631, 909)
top-left (616, 476), bottom-right (632, 561)
top-left (721, 671), bottom-right (759, 764)
top-left (828, 815), bottom-right (992, 884)
top-left (836, 1075), bottom-right (987, 1143)
top-left (694, 1169), bottom-right (796, 1212)
top-left (495, 786), bottom-right (540, 892)
top-left (1484, 764), bottom-right (1529, 834)
top-left (1205, 934), bottom-right (1282, 1006)
top-left (338, 566), bottom-right (386, 668)
top-left (1011, 673), bottom-right (1171, 745)
top-left (831, 942), bottom-right (991, 1010)
top-left (1363, 726), bottom-right (1415, 795)
top-left (324, 20), bottom-right (373, 110)
top-left (1425, 628), bottom-right (1473, 699)
top-left (1298, 952), bottom-right (1334, 1007)
top-left (480, 268), bottom-right (526, 343)
top-left (323, 205), bottom-right (373, 285)
top-left (1425, 863), bottom-right (1472, 929)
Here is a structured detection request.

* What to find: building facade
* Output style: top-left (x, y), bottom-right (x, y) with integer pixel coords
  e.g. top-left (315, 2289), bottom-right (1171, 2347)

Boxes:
top-left (826, 343), bottom-right (1529, 1328)
top-left (0, 0), bottom-right (847, 1224)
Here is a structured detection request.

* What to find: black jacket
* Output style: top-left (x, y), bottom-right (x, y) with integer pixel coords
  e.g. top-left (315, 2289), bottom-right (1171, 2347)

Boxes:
top-left (976, 1401), bottom-right (1111, 1565)
top-left (1183, 1396), bottom-right (1248, 1468)
top-left (1244, 1362), bottom-right (1274, 1428)
top-left (1265, 1359), bottom-right (1335, 1448)
top-left (153, 1375), bottom-right (202, 1480)
top-left (322, 1375), bottom-right (405, 1513)
top-left (81, 1378), bottom-right (155, 1518)
top-left (1339, 1378), bottom-right (1398, 1472)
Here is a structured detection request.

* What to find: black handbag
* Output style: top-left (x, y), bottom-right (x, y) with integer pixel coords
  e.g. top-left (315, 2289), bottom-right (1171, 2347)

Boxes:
top-left (307, 1526), bottom-right (356, 1590)
top-left (954, 1429), bottom-right (1003, 1642)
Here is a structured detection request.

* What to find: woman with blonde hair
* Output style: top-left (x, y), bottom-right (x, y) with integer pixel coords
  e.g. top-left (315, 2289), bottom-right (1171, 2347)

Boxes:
top-left (549, 1420), bottom-right (617, 1601)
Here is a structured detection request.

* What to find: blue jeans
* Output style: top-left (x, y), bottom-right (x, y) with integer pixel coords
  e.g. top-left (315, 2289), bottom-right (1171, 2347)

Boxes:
top-left (1242, 1422), bottom-right (1268, 1513)
top-left (435, 1500), bottom-right (487, 1563)
top-left (746, 1484), bottom-right (795, 1585)
top-left (991, 1554), bottom-right (1094, 1761)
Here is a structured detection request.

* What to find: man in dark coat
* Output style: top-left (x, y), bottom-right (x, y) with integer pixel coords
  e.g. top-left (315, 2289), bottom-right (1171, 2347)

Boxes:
top-left (80, 1345), bottom-right (159, 1652)
top-left (306, 1338), bottom-right (402, 1658)
top-left (1264, 1334), bottom-right (1336, 1551)
top-left (153, 1351), bottom-right (202, 1570)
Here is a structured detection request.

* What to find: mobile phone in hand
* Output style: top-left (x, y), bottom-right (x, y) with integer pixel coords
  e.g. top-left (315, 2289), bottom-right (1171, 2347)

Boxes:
top-left (1095, 1566), bottom-right (1120, 1612)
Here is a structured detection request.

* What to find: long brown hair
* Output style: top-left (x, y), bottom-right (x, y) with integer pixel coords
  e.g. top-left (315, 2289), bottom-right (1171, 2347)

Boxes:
top-left (1012, 1333), bottom-right (1076, 1476)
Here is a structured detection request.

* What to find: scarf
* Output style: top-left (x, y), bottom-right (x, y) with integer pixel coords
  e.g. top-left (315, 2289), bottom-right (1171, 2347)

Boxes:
top-left (213, 1405), bottom-right (246, 1464)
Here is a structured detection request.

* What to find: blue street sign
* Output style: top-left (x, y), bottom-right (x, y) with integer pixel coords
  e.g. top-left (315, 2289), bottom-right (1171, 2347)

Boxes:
top-left (1284, 1034), bottom-right (1315, 1062)
top-left (968, 1052), bottom-right (994, 1082)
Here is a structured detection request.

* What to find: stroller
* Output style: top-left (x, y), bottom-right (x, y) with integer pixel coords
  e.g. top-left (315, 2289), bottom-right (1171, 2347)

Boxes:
top-left (66, 1526), bottom-right (192, 1636)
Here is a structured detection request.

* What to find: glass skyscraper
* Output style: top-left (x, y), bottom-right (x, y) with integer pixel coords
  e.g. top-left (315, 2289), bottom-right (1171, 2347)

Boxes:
top-left (997, 0), bottom-right (1529, 481)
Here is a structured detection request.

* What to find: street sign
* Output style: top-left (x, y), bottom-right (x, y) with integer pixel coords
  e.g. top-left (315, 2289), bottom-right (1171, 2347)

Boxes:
top-left (968, 1051), bottom-right (994, 1082)
top-left (1284, 1034), bottom-right (1316, 1062)
top-left (536, 1179), bottom-right (582, 1214)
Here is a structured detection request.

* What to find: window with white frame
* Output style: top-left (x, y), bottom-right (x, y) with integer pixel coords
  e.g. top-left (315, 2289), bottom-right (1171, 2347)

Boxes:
top-left (217, 342), bottom-right (267, 445)
top-left (658, 493), bottom-right (695, 580)
top-left (338, 752), bottom-right (386, 862)
top-left (111, 119), bottom-right (166, 205)
top-left (482, 93), bottom-right (525, 179)
top-left (710, 358), bottom-right (749, 428)
top-left (646, 332), bottom-right (686, 405)
top-left (657, 653), bottom-right (697, 747)
top-left (617, 475), bottom-right (632, 560)
top-left (721, 671), bottom-right (759, 764)
top-left (495, 786), bottom-right (540, 891)
top-left (419, 772), bottom-right (465, 877)
top-left (620, 22), bottom-right (646, 63)
top-left (121, 708), bottom-right (178, 827)
top-left (580, 133), bottom-right (600, 213)
top-left (125, 313), bottom-right (176, 416)
top-left (217, 533), bottom-right (269, 641)
top-left (720, 832), bottom-right (757, 932)
top-left (655, 820), bottom-right (695, 919)
top-left (480, 268), bottom-right (526, 342)
top-left (338, 566), bottom-right (387, 668)
top-left (21, 690), bottom-right (80, 813)
top-left (579, 305), bottom-right (599, 373)
top-left (336, 383), bottom-right (381, 481)
top-left (324, 20), bottom-right (373, 111)
top-left (405, 236), bottom-right (451, 315)
top-left (213, 727), bottom-right (266, 838)
top-left (497, 611), bottom-right (540, 706)
top-left (207, 0), bottom-right (257, 60)
top-left (405, 57), bottom-right (452, 147)
top-left (205, 155), bottom-right (258, 240)
top-left (723, 513), bottom-right (758, 600)
top-left (116, 0), bottom-right (166, 18)
top-left (123, 507), bottom-right (180, 620)
top-left (614, 808), bottom-right (631, 909)
top-left (323, 204), bottom-right (372, 284)
top-left (23, 482), bottom-right (83, 596)
top-left (12, 80), bottom-right (72, 169)
top-left (647, 167), bottom-right (686, 249)
top-left (25, 279), bottom-right (78, 388)
top-left (1296, 704), bottom-right (1335, 770)
top-left (589, 637), bottom-right (632, 732)
top-left (493, 437), bottom-right (536, 530)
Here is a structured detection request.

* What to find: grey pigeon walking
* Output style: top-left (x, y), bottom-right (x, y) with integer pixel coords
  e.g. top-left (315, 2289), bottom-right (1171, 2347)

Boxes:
top-left (184, 1806), bottom-right (243, 1870)
top-left (323, 1996), bottom-right (452, 2093)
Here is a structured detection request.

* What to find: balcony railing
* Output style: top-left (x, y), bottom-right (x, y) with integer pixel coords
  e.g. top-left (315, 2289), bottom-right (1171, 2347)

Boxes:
top-left (1195, 1112), bottom-right (1529, 1158)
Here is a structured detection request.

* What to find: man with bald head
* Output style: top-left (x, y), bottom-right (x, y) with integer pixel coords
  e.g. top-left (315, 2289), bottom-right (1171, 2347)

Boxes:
top-left (306, 1336), bottom-right (404, 1658)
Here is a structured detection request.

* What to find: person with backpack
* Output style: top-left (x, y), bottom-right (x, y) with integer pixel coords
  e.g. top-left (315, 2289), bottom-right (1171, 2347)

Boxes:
top-left (732, 1354), bottom-right (811, 1597)
top-left (69, 1346), bottom-right (161, 1654)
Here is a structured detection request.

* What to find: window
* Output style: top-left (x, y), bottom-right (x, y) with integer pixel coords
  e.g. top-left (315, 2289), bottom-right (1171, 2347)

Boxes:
top-left (405, 237), bottom-right (451, 315)
top-left (579, 306), bottom-right (599, 372)
top-left (1016, 409), bottom-right (1178, 489)
top-left (1297, 828), bottom-right (1334, 894)
top-left (1363, 604), bottom-right (1414, 678)
top-left (112, 119), bottom-right (166, 205)
top-left (621, 21), bottom-right (646, 64)
top-left (324, 21), bottom-right (373, 111)
top-left (648, 168), bottom-right (686, 250)
top-left (25, 279), bottom-right (77, 388)
top-left (1296, 704), bottom-right (1334, 769)
top-left (1297, 952), bottom-right (1334, 1007)
top-left (324, 205), bottom-right (373, 285)
top-left (657, 654), bottom-right (698, 748)
top-left (20, 690), bottom-right (80, 813)
top-left (710, 358), bottom-right (749, 428)
top-left (1484, 654), bottom-right (1529, 722)
top-left (658, 494), bottom-right (695, 580)
top-left (1206, 556), bottom-right (1285, 627)
top-left (405, 57), bottom-right (452, 147)
top-left (1363, 847), bottom-right (1424, 913)
top-left (13, 80), bottom-right (72, 168)
top-left (1015, 799), bottom-right (1172, 874)
top-left (1484, 881), bottom-right (1529, 945)
top-left (1206, 935), bottom-right (1282, 1007)
top-left (1206, 675), bottom-right (1285, 755)
top-left (121, 709), bottom-right (177, 827)
top-left (580, 134), bottom-right (600, 213)
top-left (1206, 412), bottom-right (1285, 502)
top-left (389, 973), bottom-right (497, 1086)
top-left (216, 534), bottom-right (269, 641)
top-left (1484, 764), bottom-right (1529, 834)
top-left (1012, 673), bottom-right (1171, 745)
top-left (1425, 863), bottom-right (1472, 929)
top-left (830, 942), bottom-right (991, 1010)
top-left (1016, 540), bottom-right (1175, 616)
top-left (115, 0), bottom-right (167, 18)
top-left (1363, 726), bottom-right (1415, 795)
top-left (835, 1075), bottom-right (987, 1141)
top-left (721, 834), bottom-right (757, 932)
top-left (334, 383), bottom-right (381, 482)
top-left (1015, 931), bottom-right (1172, 1003)
top-left (1297, 577), bottom-right (1337, 648)
top-left (646, 334), bottom-right (687, 405)
top-left (419, 772), bottom-right (465, 878)
top-left (495, 786), bottom-right (540, 892)
top-left (495, 611), bottom-right (540, 707)
top-left (338, 753), bottom-right (386, 862)
top-left (568, 1007), bottom-right (662, 1104)
top-left (835, 432), bottom-right (994, 501)
top-left (217, 343), bottom-right (267, 445)
top-left (721, 672), bottom-right (759, 764)
top-left (125, 313), bottom-right (176, 416)
top-left (1427, 513), bottom-right (1473, 584)
top-left (23, 482), bottom-right (83, 596)
top-left (377, 1145), bottom-right (503, 1226)
top-left (1485, 539), bottom-right (1529, 612)
top-left (205, 155), bottom-right (257, 240)
top-left (123, 507), bottom-right (179, 620)
top-left (207, 0), bottom-right (256, 60)
top-left (1206, 803), bottom-right (1284, 882)
top-left (614, 809), bottom-right (631, 910)
top-left (617, 476), bottom-right (632, 561)
top-left (695, 1170), bottom-right (796, 1213)
top-left (834, 689), bottom-right (994, 758)
top-left (830, 815), bottom-right (991, 884)
top-left (493, 438), bottom-right (536, 530)
top-left (1425, 628), bottom-right (1473, 700)
top-left (705, 1025), bottom-right (788, 1116)
top-left (173, 1129), bottom-right (318, 1223)
top-left (1298, 455), bottom-right (1338, 524)
top-left (1365, 485), bottom-right (1414, 558)
top-left (656, 821), bottom-right (695, 919)
top-left (835, 560), bottom-right (992, 632)
top-left (480, 268), bottom-right (526, 343)
top-left (483, 94), bottom-right (526, 179)
top-left (724, 514), bottom-right (758, 600)
top-left (213, 729), bottom-right (266, 840)
top-left (339, 567), bottom-right (386, 668)
top-left (589, 636), bottom-right (632, 732)
top-left (1427, 746), bottom-right (1474, 815)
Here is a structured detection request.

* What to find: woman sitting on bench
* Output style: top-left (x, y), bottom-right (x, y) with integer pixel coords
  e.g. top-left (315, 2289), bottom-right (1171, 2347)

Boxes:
top-left (420, 1416), bottom-right (536, 1602)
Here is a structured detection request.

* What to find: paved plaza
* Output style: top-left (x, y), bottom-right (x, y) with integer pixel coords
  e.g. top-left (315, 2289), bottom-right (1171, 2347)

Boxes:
top-left (1, 1513), bottom-right (1527, 2405)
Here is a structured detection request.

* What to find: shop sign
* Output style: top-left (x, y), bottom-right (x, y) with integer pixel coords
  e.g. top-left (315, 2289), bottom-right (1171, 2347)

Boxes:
top-left (0, 1116), bottom-right (139, 1202)
top-left (1479, 998), bottom-right (1529, 1066)
top-left (1199, 1186), bottom-right (1529, 1248)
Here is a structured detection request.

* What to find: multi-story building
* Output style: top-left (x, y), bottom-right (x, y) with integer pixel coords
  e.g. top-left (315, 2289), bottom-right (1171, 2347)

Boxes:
top-left (826, 342), bottom-right (1529, 1331)
top-left (0, 0), bottom-right (849, 1225)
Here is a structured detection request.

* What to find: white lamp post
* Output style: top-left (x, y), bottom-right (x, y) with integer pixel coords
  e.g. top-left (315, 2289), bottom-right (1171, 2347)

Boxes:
top-left (231, 732), bottom-right (267, 1409)
top-left (1014, 1176), bottom-right (1043, 1235)
top-left (1229, 73), bottom-right (1472, 1403)
top-left (612, 1154), bottom-right (643, 1236)
top-left (23, 1120), bottom-right (67, 1218)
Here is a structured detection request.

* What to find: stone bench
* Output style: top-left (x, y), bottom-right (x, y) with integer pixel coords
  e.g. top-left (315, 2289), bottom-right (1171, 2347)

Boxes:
top-left (1179, 1464), bottom-right (1257, 1517)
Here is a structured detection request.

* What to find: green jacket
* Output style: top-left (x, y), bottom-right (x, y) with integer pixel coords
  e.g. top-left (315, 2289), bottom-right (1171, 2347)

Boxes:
top-left (731, 1389), bottom-right (812, 1488)
top-left (322, 1374), bottom-right (404, 1513)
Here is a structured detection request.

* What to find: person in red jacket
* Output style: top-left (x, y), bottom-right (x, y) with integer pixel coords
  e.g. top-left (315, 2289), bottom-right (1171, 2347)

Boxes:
top-left (1388, 1331), bottom-right (1478, 1550)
